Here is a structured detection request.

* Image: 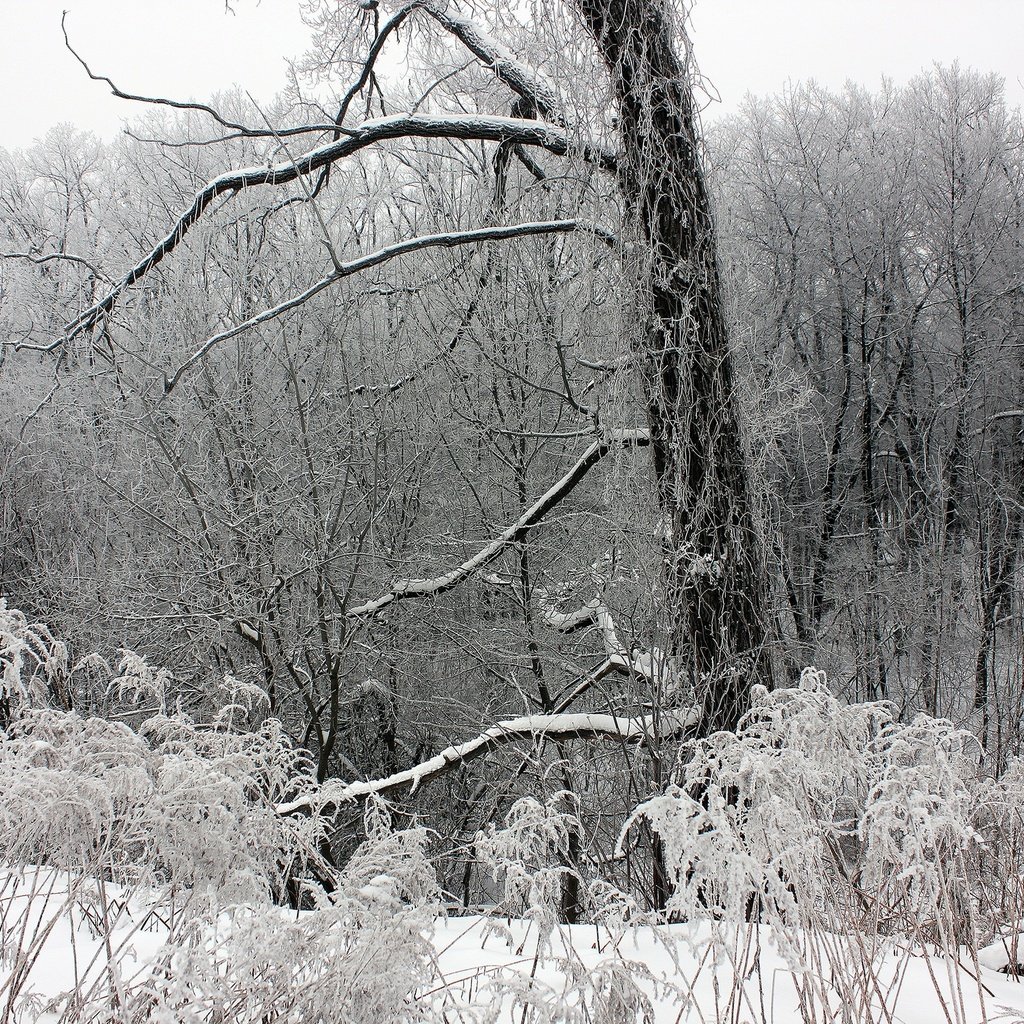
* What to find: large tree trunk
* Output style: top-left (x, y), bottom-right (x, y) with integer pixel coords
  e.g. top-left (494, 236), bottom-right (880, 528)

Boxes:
top-left (572, 0), bottom-right (771, 733)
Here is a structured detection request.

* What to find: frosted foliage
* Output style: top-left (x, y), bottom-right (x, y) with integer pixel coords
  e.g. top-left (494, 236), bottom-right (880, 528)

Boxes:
top-left (974, 756), bottom-right (1024, 944)
top-left (476, 793), bottom-right (582, 929)
top-left (118, 806), bottom-right (440, 1024)
top-left (108, 649), bottom-right (173, 709)
top-left (626, 668), bottom-right (992, 944)
top-left (0, 709), bottom-right (324, 901)
top-left (0, 599), bottom-right (67, 705)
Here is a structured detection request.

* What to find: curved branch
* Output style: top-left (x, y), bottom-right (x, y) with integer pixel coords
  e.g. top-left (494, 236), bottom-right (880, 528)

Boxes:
top-left (161, 219), bottom-right (597, 392)
top-left (539, 587), bottom-right (672, 684)
top-left (277, 706), bottom-right (696, 810)
top-left (1, 251), bottom-right (111, 283)
top-left (346, 428), bottom-right (649, 619)
top-left (34, 113), bottom-right (613, 353)
top-left (62, 13), bottom-right (344, 143)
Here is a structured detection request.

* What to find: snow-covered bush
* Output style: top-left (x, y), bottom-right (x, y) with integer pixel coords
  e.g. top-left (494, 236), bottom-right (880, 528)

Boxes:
top-left (4, 600), bottom-right (1024, 1023)
top-left (476, 792), bottom-right (582, 929)
top-left (0, 600), bottom-right (68, 711)
top-left (106, 804), bottom-right (440, 1024)
top-left (0, 707), bottom-right (324, 902)
top-left (973, 756), bottom-right (1024, 975)
top-left (623, 668), bottom-right (988, 942)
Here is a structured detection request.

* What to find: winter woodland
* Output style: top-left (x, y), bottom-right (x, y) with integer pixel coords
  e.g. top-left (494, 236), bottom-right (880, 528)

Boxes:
top-left (2, 1), bottom-right (1024, 1020)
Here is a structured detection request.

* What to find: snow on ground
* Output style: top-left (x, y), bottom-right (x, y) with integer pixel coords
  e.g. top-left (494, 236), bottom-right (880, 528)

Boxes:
top-left (3, 868), bottom-right (1024, 1023)
top-left (432, 917), bottom-right (1024, 1023)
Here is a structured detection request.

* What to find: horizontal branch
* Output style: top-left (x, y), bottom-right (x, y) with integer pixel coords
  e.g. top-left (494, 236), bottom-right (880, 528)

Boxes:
top-left (346, 427), bottom-right (650, 619)
top-left (162, 219), bottom-right (599, 392)
top-left (1, 251), bottom-right (110, 282)
top-left (971, 410), bottom-right (1024, 438)
top-left (277, 707), bottom-right (697, 811)
top-left (538, 592), bottom-right (602, 632)
top-left (34, 114), bottom-right (613, 353)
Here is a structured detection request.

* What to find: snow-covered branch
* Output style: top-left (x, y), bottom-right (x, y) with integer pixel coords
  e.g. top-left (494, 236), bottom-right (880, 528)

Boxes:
top-left (339, 2), bottom-right (565, 128)
top-left (537, 593), bottom-right (603, 632)
top-left (277, 706), bottom-right (697, 811)
top-left (346, 428), bottom-right (650, 619)
top-left (34, 114), bottom-right (615, 352)
top-left (538, 584), bottom-right (672, 684)
top-left (411, 2), bottom-right (564, 122)
top-left (162, 220), bottom-right (600, 392)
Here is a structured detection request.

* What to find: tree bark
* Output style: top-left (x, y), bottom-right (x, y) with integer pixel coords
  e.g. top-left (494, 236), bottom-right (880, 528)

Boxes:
top-left (571, 0), bottom-right (771, 733)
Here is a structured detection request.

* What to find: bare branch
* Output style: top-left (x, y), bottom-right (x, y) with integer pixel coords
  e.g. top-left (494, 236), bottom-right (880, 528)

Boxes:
top-left (1, 251), bottom-right (111, 283)
top-left (347, 428), bottom-right (650, 619)
top-left (62, 12), bottom-right (347, 142)
top-left (971, 410), bottom-right (1024, 438)
top-left (162, 219), bottom-right (595, 392)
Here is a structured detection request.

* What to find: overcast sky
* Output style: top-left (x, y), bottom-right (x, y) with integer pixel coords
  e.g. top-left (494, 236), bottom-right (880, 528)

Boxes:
top-left (1, 0), bottom-right (1022, 151)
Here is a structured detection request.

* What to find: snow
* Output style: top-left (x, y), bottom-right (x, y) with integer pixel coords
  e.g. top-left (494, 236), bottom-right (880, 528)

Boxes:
top-left (0, 869), bottom-right (168, 1018)
top-left (4, 869), bottom-right (1024, 1023)
top-left (978, 932), bottom-right (1024, 973)
top-left (536, 592), bottom-right (603, 631)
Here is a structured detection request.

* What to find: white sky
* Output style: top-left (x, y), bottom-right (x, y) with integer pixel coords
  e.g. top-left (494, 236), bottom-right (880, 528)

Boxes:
top-left (0, 0), bottom-right (1022, 151)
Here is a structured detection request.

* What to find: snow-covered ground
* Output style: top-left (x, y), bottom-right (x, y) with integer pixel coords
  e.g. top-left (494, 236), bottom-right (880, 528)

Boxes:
top-left (4, 868), bottom-right (1024, 1023)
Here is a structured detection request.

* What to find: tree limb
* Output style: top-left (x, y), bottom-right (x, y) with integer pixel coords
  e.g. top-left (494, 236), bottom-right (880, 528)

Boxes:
top-left (162, 219), bottom-right (599, 392)
top-left (1, 251), bottom-right (111, 283)
top-left (346, 427), bottom-right (650, 619)
top-left (277, 706), bottom-right (696, 811)
top-left (337, 2), bottom-right (565, 129)
top-left (31, 113), bottom-right (614, 353)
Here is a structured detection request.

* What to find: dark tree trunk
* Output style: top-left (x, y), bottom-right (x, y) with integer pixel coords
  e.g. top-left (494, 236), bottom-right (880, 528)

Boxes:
top-left (572, 0), bottom-right (771, 734)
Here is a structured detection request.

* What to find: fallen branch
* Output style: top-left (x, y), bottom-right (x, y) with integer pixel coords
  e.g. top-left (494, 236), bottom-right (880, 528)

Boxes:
top-left (277, 706), bottom-right (697, 811)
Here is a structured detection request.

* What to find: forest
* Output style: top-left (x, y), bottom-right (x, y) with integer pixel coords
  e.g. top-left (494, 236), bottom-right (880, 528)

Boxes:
top-left (1, 0), bottom-right (1024, 1021)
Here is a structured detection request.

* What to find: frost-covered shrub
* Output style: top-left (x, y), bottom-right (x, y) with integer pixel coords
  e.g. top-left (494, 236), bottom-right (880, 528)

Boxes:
top-left (973, 756), bottom-right (1024, 967)
top-left (0, 600), bottom-right (68, 710)
top-left (108, 649), bottom-right (173, 711)
top-left (0, 708), bottom-right (324, 901)
top-left (476, 792), bottom-right (582, 921)
top-left (102, 804), bottom-right (441, 1024)
top-left (625, 669), bottom-right (986, 944)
